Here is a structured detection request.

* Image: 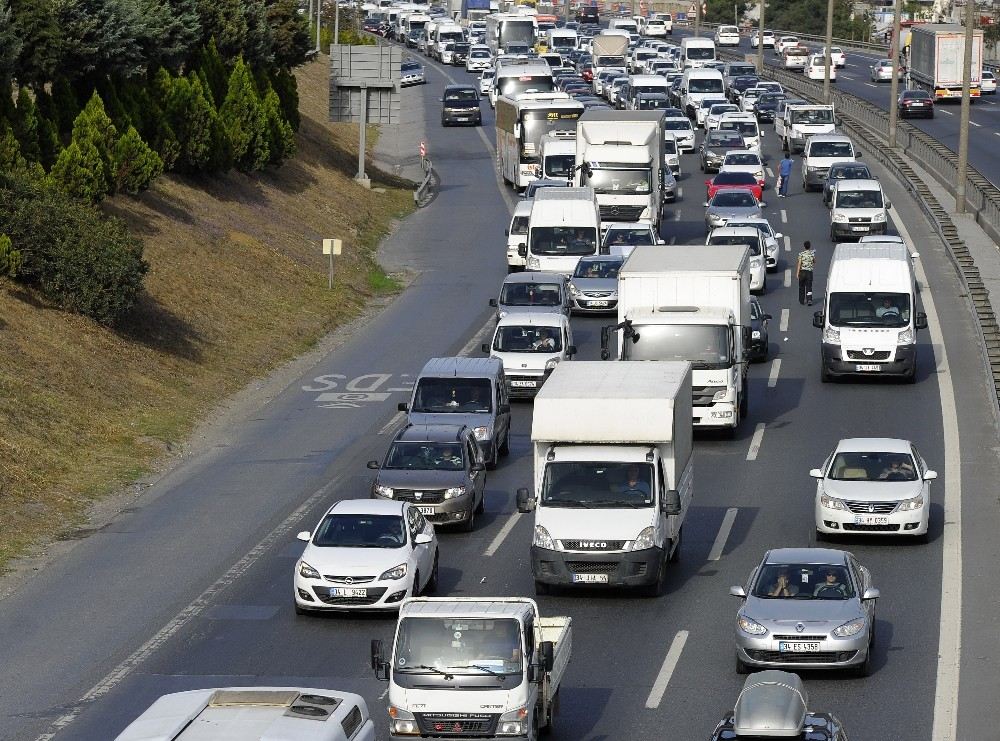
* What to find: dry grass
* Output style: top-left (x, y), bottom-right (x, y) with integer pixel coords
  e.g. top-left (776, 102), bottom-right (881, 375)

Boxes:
top-left (0, 59), bottom-right (414, 568)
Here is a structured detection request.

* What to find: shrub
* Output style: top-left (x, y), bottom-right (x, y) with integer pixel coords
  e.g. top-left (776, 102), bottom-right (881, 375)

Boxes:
top-left (111, 125), bottom-right (163, 194)
top-left (0, 233), bottom-right (21, 277)
top-left (49, 139), bottom-right (109, 201)
top-left (262, 86), bottom-right (295, 164)
top-left (219, 57), bottom-right (269, 172)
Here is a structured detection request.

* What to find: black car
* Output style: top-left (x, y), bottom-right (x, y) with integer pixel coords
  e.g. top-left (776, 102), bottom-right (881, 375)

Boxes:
top-left (728, 75), bottom-right (761, 103)
top-left (749, 296), bottom-right (771, 361)
top-left (700, 130), bottom-right (747, 173)
top-left (440, 85), bottom-right (482, 126)
top-left (752, 92), bottom-right (786, 122)
top-left (451, 42), bottom-right (471, 66)
top-left (898, 89), bottom-right (934, 119)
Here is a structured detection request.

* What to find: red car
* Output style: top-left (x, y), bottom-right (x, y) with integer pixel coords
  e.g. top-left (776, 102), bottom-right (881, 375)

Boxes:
top-left (705, 171), bottom-right (764, 201)
top-left (580, 65), bottom-right (594, 83)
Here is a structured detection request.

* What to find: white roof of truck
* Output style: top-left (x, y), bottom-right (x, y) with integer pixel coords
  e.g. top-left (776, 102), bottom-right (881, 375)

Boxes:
top-left (399, 597), bottom-right (537, 620)
top-left (829, 242), bottom-right (913, 293)
top-left (533, 186), bottom-right (596, 202)
top-left (621, 244), bottom-right (749, 276)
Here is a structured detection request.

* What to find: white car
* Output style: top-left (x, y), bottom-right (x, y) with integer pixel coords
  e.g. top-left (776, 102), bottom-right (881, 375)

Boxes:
top-left (294, 499), bottom-right (439, 614)
top-left (664, 116), bottom-right (696, 151)
top-left (739, 87), bottom-right (765, 113)
top-left (812, 438), bottom-right (936, 540)
top-left (696, 96), bottom-right (729, 128)
top-left (775, 36), bottom-right (799, 56)
top-left (805, 55), bottom-right (837, 82)
top-left (820, 46), bottom-right (847, 68)
top-left (751, 30), bottom-right (775, 49)
top-left (486, 312), bottom-right (576, 398)
top-left (720, 150), bottom-right (765, 189)
top-left (479, 68), bottom-right (495, 96)
top-left (706, 226), bottom-right (767, 293)
top-left (715, 25), bottom-right (741, 47)
top-left (466, 46), bottom-right (493, 72)
top-left (723, 217), bottom-right (782, 271)
top-left (705, 103), bottom-right (741, 131)
top-left (981, 70), bottom-right (997, 94)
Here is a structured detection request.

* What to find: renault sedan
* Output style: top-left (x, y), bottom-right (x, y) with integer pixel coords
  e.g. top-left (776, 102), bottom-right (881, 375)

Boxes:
top-left (812, 438), bottom-right (936, 539)
top-left (730, 548), bottom-right (879, 676)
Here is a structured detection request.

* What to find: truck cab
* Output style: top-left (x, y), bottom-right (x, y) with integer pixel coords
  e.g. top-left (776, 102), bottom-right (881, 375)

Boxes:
top-left (484, 312), bottom-right (576, 398)
top-left (525, 186), bottom-right (600, 274)
top-left (776, 104), bottom-right (837, 154)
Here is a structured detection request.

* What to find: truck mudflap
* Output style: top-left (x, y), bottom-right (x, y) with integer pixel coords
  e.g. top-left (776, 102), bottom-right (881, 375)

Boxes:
top-left (531, 545), bottom-right (663, 587)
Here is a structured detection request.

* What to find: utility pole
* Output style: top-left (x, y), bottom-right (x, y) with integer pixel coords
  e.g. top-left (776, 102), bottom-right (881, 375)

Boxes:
top-left (757, 0), bottom-right (765, 73)
top-left (316, 0), bottom-right (322, 53)
top-left (888, 0), bottom-right (903, 146)
top-left (695, 1), bottom-right (700, 36)
top-left (335, 0), bottom-right (340, 46)
top-left (823, 0), bottom-right (834, 102)
top-left (956, 0), bottom-right (975, 213)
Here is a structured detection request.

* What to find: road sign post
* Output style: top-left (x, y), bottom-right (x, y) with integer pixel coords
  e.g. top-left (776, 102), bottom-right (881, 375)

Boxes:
top-left (323, 238), bottom-right (343, 290)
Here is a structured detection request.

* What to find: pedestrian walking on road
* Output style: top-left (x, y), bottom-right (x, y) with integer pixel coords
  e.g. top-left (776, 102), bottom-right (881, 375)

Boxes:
top-left (796, 240), bottom-right (816, 305)
top-left (777, 153), bottom-right (793, 198)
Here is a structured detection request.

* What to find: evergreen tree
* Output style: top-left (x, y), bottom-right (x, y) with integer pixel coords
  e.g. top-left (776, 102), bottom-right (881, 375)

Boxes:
top-left (197, 68), bottom-right (217, 108)
top-left (0, 1), bottom-right (23, 85)
top-left (197, 0), bottom-right (249, 62)
top-left (219, 57), bottom-right (269, 172)
top-left (150, 0), bottom-right (203, 71)
top-left (196, 38), bottom-right (230, 105)
top-left (111, 124), bottom-right (163, 194)
top-left (9, 0), bottom-right (63, 86)
top-left (267, 0), bottom-right (310, 70)
top-left (262, 84), bottom-right (294, 165)
top-left (49, 78), bottom-right (79, 140)
top-left (36, 113), bottom-right (63, 170)
top-left (270, 68), bottom-right (300, 131)
top-left (0, 233), bottom-right (22, 278)
top-left (153, 118), bottom-right (181, 171)
top-left (0, 124), bottom-right (28, 173)
top-left (49, 138), bottom-right (108, 200)
top-left (242, 0), bottom-right (274, 66)
top-left (164, 73), bottom-right (221, 172)
top-left (12, 87), bottom-right (40, 163)
top-left (71, 92), bottom-right (119, 182)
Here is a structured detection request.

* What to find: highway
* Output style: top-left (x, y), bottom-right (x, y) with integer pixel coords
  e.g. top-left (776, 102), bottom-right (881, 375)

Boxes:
top-left (2, 43), bottom-right (1000, 741)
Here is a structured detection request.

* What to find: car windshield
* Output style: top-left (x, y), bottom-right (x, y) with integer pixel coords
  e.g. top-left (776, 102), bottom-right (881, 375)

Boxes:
top-left (790, 108), bottom-right (834, 124)
top-left (312, 514), bottom-right (407, 548)
top-left (709, 235), bottom-right (761, 255)
top-left (585, 167), bottom-right (651, 195)
top-left (665, 120), bottom-right (692, 131)
top-left (494, 324), bottom-right (562, 353)
top-left (384, 441), bottom-right (466, 471)
top-left (725, 153), bottom-right (760, 166)
top-left (402, 63), bottom-right (421, 72)
top-left (810, 142), bottom-right (853, 158)
top-left (714, 172), bottom-right (756, 184)
top-left (444, 89), bottom-right (478, 102)
top-left (500, 281), bottom-right (563, 307)
top-left (835, 189), bottom-right (883, 208)
top-left (544, 153), bottom-right (574, 178)
top-left (541, 461), bottom-right (654, 507)
top-left (828, 291), bottom-right (911, 328)
top-left (624, 323), bottom-right (732, 368)
top-left (603, 228), bottom-right (654, 246)
top-left (753, 564), bottom-right (855, 600)
top-left (711, 191), bottom-right (757, 207)
top-left (710, 105), bottom-right (738, 115)
top-left (828, 451), bottom-right (918, 481)
top-left (525, 181), bottom-right (568, 197)
top-left (395, 617), bottom-right (523, 675)
top-left (637, 96), bottom-right (669, 109)
top-left (499, 75), bottom-right (555, 97)
top-left (720, 121), bottom-right (758, 135)
top-left (700, 98), bottom-right (727, 110)
top-left (831, 165), bottom-right (870, 180)
top-left (411, 377), bottom-right (492, 413)
top-left (686, 47), bottom-right (714, 61)
top-left (530, 226), bottom-right (597, 256)
top-left (708, 135), bottom-right (744, 149)
top-left (574, 258), bottom-right (622, 278)
top-left (757, 94), bottom-right (785, 106)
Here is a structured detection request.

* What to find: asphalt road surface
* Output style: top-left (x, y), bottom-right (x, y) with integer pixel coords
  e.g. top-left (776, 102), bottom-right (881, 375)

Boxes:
top-left (1, 46), bottom-right (999, 741)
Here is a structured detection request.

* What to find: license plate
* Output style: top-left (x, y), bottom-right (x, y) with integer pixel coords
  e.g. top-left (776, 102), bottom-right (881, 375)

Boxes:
top-left (417, 506), bottom-right (435, 515)
top-left (587, 300), bottom-right (609, 307)
top-left (572, 573), bottom-right (609, 583)
top-left (511, 380), bottom-right (537, 388)
top-left (778, 641), bottom-right (821, 652)
top-left (854, 515), bottom-right (889, 525)
top-left (456, 117), bottom-right (469, 121)
top-left (912, 102), bottom-right (926, 106)
top-left (855, 364), bottom-right (881, 372)
top-left (851, 226), bottom-right (869, 232)
top-left (330, 587), bottom-right (367, 597)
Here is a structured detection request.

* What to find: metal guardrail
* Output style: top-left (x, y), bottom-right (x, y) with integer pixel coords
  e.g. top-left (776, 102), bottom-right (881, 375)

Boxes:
top-left (414, 156), bottom-right (435, 206)
top-left (697, 21), bottom-right (889, 55)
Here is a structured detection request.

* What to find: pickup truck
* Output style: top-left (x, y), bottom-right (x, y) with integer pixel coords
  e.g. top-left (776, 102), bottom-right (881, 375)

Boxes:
top-left (775, 104), bottom-right (836, 154)
top-left (373, 597), bottom-right (572, 740)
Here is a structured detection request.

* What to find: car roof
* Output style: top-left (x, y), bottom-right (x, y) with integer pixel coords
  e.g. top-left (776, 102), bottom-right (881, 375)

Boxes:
top-left (723, 150), bottom-right (760, 158)
top-left (765, 548), bottom-right (848, 565)
top-left (833, 178), bottom-right (882, 191)
top-left (710, 226), bottom-right (760, 237)
top-left (835, 437), bottom-right (913, 454)
top-left (394, 423), bottom-right (469, 443)
top-left (502, 271), bottom-right (566, 285)
top-left (444, 84), bottom-right (477, 91)
top-left (496, 311), bottom-right (568, 327)
top-left (330, 498), bottom-right (405, 516)
top-left (578, 254), bottom-right (624, 263)
top-left (418, 356), bottom-right (503, 379)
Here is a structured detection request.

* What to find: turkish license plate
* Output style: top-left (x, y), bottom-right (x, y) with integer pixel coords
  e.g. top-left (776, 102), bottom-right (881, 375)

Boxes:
top-left (587, 300), bottom-right (609, 307)
top-left (856, 364), bottom-right (881, 372)
top-left (572, 573), bottom-right (609, 583)
top-left (511, 380), bottom-right (537, 388)
top-left (456, 117), bottom-right (469, 122)
top-left (911, 102), bottom-right (926, 106)
top-left (330, 587), bottom-right (367, 597)
top-left (778, 641), bottom-right (821, 652)
top-left (854, 515), bottom-right (889, 525)
top-left (851, 226), bottom-right (869, 232)
top-left (417, 506), bottom-right (435, 515)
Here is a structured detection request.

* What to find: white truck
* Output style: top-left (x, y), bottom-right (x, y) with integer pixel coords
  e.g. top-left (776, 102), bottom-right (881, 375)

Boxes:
top-left (908, 23), bottom-right (983, 100)
top-left (114, 687), bottom-right (376, 741)
top-left (372, 597), bottom-right (572, 740)
top-left (525, 186), bottom-right (600, 274)
top-left (590, 33), bottom-right (629, 79)
top-left (431, 22), bottom-right (466, 60)
top-left (775, 104), bottom-right (837, 154)
top-left (515, 361), bottom-right (693, 597)
top-left (575, 109), bottom-right (666, 229)
top-left (540, 132), bottom-right (576, 182)
top-left (600, 244), bottom-right (752, 431)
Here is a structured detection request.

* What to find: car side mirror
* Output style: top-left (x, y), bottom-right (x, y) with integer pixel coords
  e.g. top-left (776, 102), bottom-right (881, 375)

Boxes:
top-left (885, 201), bottom-right (892, 209)
top-left (566, 344), bottom-right (577, 356)
top-left (812, 311), bottom-right (825, 329)
top-left (661, 488), bottom-right (681, 515)
top-left (774, 232), bottom-right (783, 239)
top-left (516, 486), bottom-right (535, 512)
top-left (367, 460), bottom-right (381, 470)
top-left (915, 312), bottom-right (928, 330)
top-left (539, 640), bottom-right (555, 672)
top-left (296, 530), bottom-right (311, 542)
top-left (924, 470), bottom-right (938, 481)
top-left (809, 468), bottom-right (824, 478)
top-left (759, 201), bottom-right (767, 207)
top-left (372, 639), bottom-right (390, 680)
top-left (862, 587), bottom-right (880, 601)
top-left (703, 202), bottom-right (709, 207)
top-left (397, 402), bottom-right (409, 412)
top-left (471, 462), bottom-right (485, 472)
top-left (504, 228), bottom-right (509, 236)
top-left (439, 97), bottom-right (444, 102)
top-left (481, 343), bottom-right (490, 353)
top-left (856, 152), bottom-right (863, 158)
top-left (414, 533), bottom-right (433, 545)
top-left (762, 313), bottom-right (772, 321)
top-left (489, 298), bottom-right (498, 307)
top-left (729, 585), bottom-right (747, 598)
top-left (518, 244), bottom-right (528, 257)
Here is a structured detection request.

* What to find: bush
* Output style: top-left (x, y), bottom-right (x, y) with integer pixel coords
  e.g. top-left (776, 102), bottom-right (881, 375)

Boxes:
top-left (262, 86), bottom-right (295, 164)
top-left (49, 139), bottom-right (109, 201)
top-left (0, 233), bottom-right (21, 277)
top-left (111, 125), bottom-right (163, 194)
top-left (219, 57), bottom-right (269, 172)
top-left (0, 171), bottom-right (147, 324)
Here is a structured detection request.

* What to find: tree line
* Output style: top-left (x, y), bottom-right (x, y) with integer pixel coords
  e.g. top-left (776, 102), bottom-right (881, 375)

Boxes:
top-left (703, 0), bottom-right (874, 40)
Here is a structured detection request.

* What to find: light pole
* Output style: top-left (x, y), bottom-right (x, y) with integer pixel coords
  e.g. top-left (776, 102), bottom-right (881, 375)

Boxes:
top-left (757, 0), bottom-right (765, 74)
top-left (888, 0), bottom-right (903, 147)
top-left (823, 0), bottom-right (834, 102)
top-left (315, 0), bottom-right (322, 53)
top-left (694, 1), bottom-right (700, 37)
top-left (956, 0), bottom-right (975, 213)
top-left (334, 0), bottom-right (340, 46)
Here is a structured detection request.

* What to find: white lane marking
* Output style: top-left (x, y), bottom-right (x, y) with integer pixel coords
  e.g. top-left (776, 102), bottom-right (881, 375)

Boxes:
top-left (784, 268), bottom-right (791, 287)
top-left (783, 235), bottom-right (791, 252)
top-left (779, 308), bottom-right (789, 332)
top-left (379, 686), bottom-right (390, 700)
top-left (708, 508), bottom-right (738, 561)
top-left (767, 358), bottom-right (781, 388)
top-left (460, 315), bottom-right (498, 357)
top-left (969, 121), bottom-right (982, 128)
top-left (675, 210), bottom-right (681, 221)
top-left (939, 109), bottom-right (954, 116)
top-left (645, 631), bottom-right (689, 709)
top-left (483, 512), bottom-right (523, 557)
top-left (669, 235), bottom-right (677, 244)
top-left (780, 209), bottom-right (788, 224)
top-left (745, 423), bottom-right (766, 461)
top-left (33, 472), bottom-right (348, 741)
top-left (765, 167), bottom-right (774, 178)
top-left (378, 410), bottom-right (405, 435)
top-left (864, 82), bottom-right (878, 88)
top-left (891, 214), bottom-right (962, 740)
top-left (677, 186), bottom-right (684, 197)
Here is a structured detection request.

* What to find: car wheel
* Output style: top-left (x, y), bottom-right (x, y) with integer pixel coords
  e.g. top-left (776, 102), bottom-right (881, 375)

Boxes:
top-left (669, 527), bottom-right (681, 562)
top-left (486, 443), bottom-right (498, 470)
top-left (462, 506), bottom-right (476, 532)
top-left (736, 653), bottom-right (751, 674)
top-left (294, 601), bottom-right (314, 617)
top-left (475, 488), bottom-right (485, 514)
top-left (534, 580), bottom-right (550, 595)
top-left (903, 360), bottom-right (917, 384)
top-left (852, 638), bottom-right (873, 677)
top-left (425, 551), bottom-right (440, 593)
top-left (821, 360), bottom-right (832, 383)
top-left (411, 571), bottom-right (420, 598)
top-left (499, 428), bottom-right (511, 456)
top-left (815, 528), bottom-right (829, 542)
top-left (639, 552), bottom-right (668, 597)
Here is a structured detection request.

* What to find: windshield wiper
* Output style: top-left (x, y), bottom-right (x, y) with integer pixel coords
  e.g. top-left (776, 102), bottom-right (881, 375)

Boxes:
top-left (542, 499), bottom-right (589, 507)
top-left (450, 664), bottom-right (508, 681)
top-left (588, 499), bottom-right (648, 508)
top-left (399, 664), bottom-right (454, 679)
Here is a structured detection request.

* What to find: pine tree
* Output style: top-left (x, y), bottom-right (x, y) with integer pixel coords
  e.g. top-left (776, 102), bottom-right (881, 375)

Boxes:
top-left (36, 113), bottom-right (62, 170)
top-left (262, 85), bottom-right (294, 165)
top-left (0, 233), bottom-right (23, 278)
top-left (0, 1), bottom-right (23, 85)
top-left (72, 92), bottom-right (119, 181)
top-left (267, 0), bottom-right (311, 70)
top-left (196, 38), bottom-right (229, 106)
top-left (8, 0), bottom-right (62, 86)
top-left (49, 139), bottom-right (108, 201)
top-left (270, 68), bottom-right (300, 131)
top-left (242, 0), bottom-right (274, 66)
top-left (12, 87), bottom-right (41, 163)
top-left (112, 124), bottom-right (163, 194)
top-left (219, 57), bottom-right (269, 172)
top-left (165, 73), bottom-right (221, 172)
top-left (197, 0), bottom-right (249, 63)
top-left (0, 123), bottom-right (27, 172)
top-left (153, 118), bottom-right (181, 171)
top-left (49, 77), bottom-right (79, 140)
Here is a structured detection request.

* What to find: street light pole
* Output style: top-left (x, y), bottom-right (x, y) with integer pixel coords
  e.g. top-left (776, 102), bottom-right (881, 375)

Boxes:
top-left (695, 1), bottom-right (700, 37)
top-left (823, 0), bottom-right (834, 103)
top-left (888, 0), bottom-right (902, 147)
top-left (757, 0), bottom-right (765, 74)
top-left (335, 0), bottom-right (340, 46)
top-left (316, 0), bottom-right (322, 53)
top-left (956, 0), bottom-right (975, 213)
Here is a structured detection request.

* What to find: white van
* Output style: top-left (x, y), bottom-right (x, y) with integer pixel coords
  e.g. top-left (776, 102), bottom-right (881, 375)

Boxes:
top-left (526, 187), bottom-right (600, 274)
top-left (680, 36), bottom-right (716, 69)
top-left (801, 134), bottom-right (859, 191)
top-left (484, 312), bottom-right (576, 398)
top-left (540, 133), bottom-right (577, 183)
top-left (626, 74), bottom-right (670, 109)
top-left (506, 199), bottom-right (532, 271)
top-left (829, 178), bottom-right (891, 241)
top-left (812, 242), bottom-right (927, 383)
top-left (681, 67), bottom-right (725, 118)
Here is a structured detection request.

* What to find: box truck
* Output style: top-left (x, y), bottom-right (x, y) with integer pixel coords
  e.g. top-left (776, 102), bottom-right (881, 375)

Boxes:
top-left (908, 23), bottom-right (983, 100)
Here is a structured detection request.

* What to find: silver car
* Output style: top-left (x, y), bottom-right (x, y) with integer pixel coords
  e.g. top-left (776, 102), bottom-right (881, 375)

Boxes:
top-left (730, 548), bottom-right (880, 676)
top-left (489, 271), bottom-right (571, 321)
top-left (400, 60), bottom-right (426, 87)
top-left (568, 254), bottom-right (625, 313)
top-left (704, 190), bottom-right (764, 231)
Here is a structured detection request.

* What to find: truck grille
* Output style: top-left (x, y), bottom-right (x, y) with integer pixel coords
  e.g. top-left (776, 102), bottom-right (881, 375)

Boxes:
top-left (848, 216), bottom-right (872, 223)
top-left (599, 204), bottom-right (645, 221)
top-left (846, 350), bottom-right (891, 361)
top-left (416, 713), bottom-right (499, 736)
top-left (692, 386), bottom-right (725, 406)
top-left (560, 540), bottom-right (627, 551)
top-left (394, 489), bottom-right (445, 504)
top-left (844, 500), bottom-right (898, 514)
top-left (566, 561), bottom-right (619, 574)
top-left (314, 587), bottom-right (387, 605)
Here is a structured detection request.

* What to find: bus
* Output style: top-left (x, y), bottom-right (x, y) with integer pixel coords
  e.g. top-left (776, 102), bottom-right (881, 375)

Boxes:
top-left (496, 93), bottom-right (584, 189)
top-left (486, 13), bottom-right (538, 55)
top-left (490, 59), bottom-right (555, 107)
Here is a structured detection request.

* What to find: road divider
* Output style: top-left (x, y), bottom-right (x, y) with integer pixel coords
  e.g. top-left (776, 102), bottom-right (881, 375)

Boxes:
top-left (745, 423), bottom-right (766, 461)
top-left (768, 359), bottom-right (781, 388)
top-left (708, 508), bottom-right (739, 561)
top-left (645, 631), bottom-right (689, 709)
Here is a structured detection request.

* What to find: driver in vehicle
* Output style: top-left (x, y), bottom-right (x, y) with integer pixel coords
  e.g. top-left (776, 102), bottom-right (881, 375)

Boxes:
top-left (532, 328), bottom-right (557, 351)
top-left (875, 297), bottom-right (899, 317)
top-left (613, 464), bottom-right (651, 499)
top-left (767, 568), bottom-right (798, 597)
top-left (878, 458), bottom-right (914, 480)
top-left (433, 446), bottom-right (463, 469)
top-left (813, 569), bottom-right (849, 598)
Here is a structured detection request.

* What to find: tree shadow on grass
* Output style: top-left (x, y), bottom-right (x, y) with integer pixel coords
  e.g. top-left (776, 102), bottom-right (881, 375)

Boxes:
top-left (115, 291), bottom-right (206, 362)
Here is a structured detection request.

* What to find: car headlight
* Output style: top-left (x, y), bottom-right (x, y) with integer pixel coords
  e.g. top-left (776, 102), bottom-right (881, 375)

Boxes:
top-left (820, 493), bottom-right (849, 510)
top-left (822, 326), bottom-right (840, 344)
top-left (738, 613), bottom-right (768, 636)
top-left (497, 707), bottom-right (528, 735)
top-left (533, 524), bottom-right (557, 550)
top-left (896, 493), bottom-right (925, 511)
top-left (832, 618), bottom-right (867, 638)
top-left (298, 560), bottom-right (320, 579)
top-left (808, 165), bottom-right (824, 172)
top-left (832, 212), bottom-right (848, 223)
top-left (631, 526), bottom-right (656, 551)
top-left (545, 358), bottom-right (560, 371)
top-left (712, 388), bottom-right (728, 402)
top-left (473, 426), bottom-right (489, 441)
top-left (897, 327), bottom-right (914, 344)
top-left (872, 211), bottom-right (886, 222)
top-left (751, 330), bottom-right (761, 339)
top-left (527, 257), bottom-right (540, 269)
top-left (389, 707), bottom-right (419, 735)
top-left (568, 281), bottom-right (579, 295)
top-left (374, 484), bottom-right (394, 498)
top-left (444, 486), bottom-right (467, 499)
top-left (379, 563), bottom-right (408, 581)
top-left (750, 257), bottom-right (762, 268)
top-left (754, 170), bottom-right (764, 179)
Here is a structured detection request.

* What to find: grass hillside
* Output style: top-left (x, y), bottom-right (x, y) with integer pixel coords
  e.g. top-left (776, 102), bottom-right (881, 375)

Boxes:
top-left (0, 59), bottom-right (413, 568)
